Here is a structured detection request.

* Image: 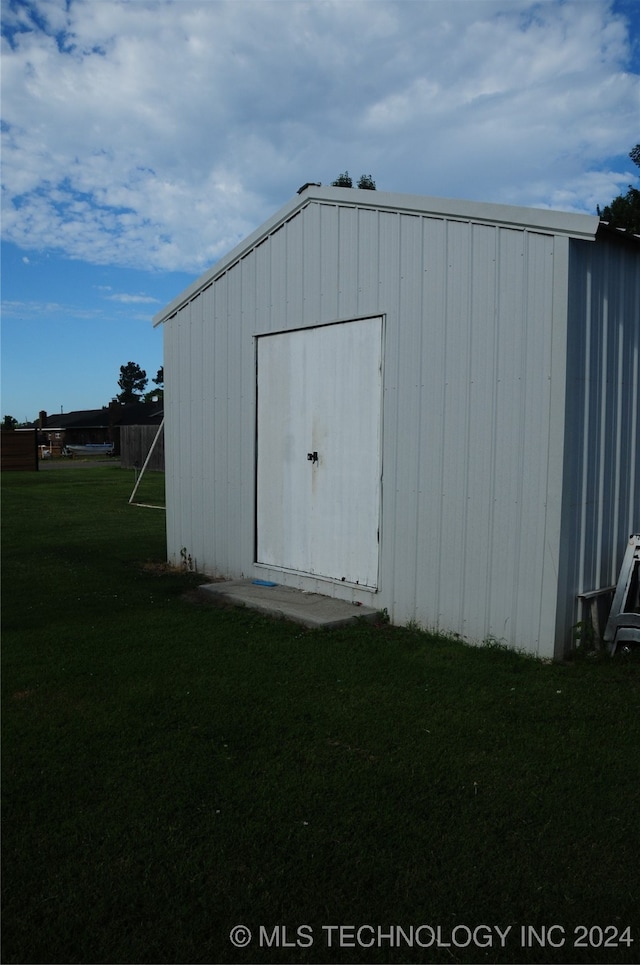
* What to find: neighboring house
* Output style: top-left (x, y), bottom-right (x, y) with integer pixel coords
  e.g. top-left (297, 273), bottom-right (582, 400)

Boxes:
top-left (153, 186), bottom-right (639, 660)
top-left (36, 402), bottom-right (164, 457)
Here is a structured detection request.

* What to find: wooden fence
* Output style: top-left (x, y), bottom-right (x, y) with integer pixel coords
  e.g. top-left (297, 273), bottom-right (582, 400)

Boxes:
top-left (1, 429), bottom-right (39, 471)
top-left (120, 424), bottom-right (164, 471)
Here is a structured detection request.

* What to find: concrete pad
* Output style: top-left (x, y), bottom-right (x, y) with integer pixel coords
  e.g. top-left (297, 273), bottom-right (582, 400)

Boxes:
top-left (197, 579), bottom-right (379, 629)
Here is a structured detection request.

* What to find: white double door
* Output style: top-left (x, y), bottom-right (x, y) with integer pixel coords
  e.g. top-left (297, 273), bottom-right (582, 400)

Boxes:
top-left (256, 316), bottom-right (383, 588)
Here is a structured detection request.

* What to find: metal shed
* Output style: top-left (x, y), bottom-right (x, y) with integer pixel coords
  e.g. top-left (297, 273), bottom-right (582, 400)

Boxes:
top-left (154, 187), bottom-right (639, 659)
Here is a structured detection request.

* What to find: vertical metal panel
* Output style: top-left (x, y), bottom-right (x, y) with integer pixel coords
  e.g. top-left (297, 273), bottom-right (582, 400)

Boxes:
top-left (319, 204), bottom-right (339, 321)
top-left (439, 219), bottom-right (474, 634)
top-left (212, 274), bottom-right (228, 571)
top-left (389, 213), bottom-right (425, 619)
top-left (284, 212), bottom-right (304, 327)
top-left (518, 232), bottom-right (559, 643)
top-left (189, 284), bottom-right (206, 571)
top-left (337, 205), bottom-right (359, 319)
top-left (414, 216), bottom-right (448, 627)
top-left (375, 210), bottom-right (401, 609)
top-left (462, 223), bottom-right (499, 636)
top-left (238, 253), bottom-right (259, 572)
top-left (302, 202), bottom-right (322, 324)
top-left (163, 305), bottom-right (186, 567)
top-left (225, 264), bottom-right (245, 575)
top-left (356, 208), bottom-right (381, 317)
top-left (199, 283), bottom-right (216, 570)
top-left (558, 236), bottom-right (640, 653)
top-left (269, 223), bottom-right (287, 325)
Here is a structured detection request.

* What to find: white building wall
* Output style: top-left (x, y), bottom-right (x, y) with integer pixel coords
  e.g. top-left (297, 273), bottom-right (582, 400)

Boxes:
top-left (376, 215), bottom-right (564, 656)
top-left (160, 190), bottom-right (606, 658)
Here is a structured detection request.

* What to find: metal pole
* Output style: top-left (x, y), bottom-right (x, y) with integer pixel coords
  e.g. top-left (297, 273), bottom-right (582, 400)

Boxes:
top-left (128, 417), bottom-right (165, 505)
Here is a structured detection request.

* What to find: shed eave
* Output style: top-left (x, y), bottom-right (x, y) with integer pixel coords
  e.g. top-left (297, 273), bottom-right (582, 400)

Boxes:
top-left (153, 187), bottom-right (600, 326)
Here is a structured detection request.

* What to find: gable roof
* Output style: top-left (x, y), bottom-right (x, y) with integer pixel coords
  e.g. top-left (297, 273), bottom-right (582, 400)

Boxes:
top-left (154, 186), bottom-right (601, 327)
top-left (41, 408), bottom-right (107, 430)
top-left (37, 402), bottom-right (163, 430)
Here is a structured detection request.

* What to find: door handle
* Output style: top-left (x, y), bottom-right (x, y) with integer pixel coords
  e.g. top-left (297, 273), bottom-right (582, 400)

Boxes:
top-left (307, 451), bottom-right (318, 463)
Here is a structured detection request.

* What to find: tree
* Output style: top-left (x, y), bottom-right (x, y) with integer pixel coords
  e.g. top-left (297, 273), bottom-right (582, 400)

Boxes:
top-left (144, 366), bottom-right (164, 403)
top-left (2, 415), bottom-right (18, 430)
top-left (597, 145), bottom-right (640, 235)
top-left (332, 171), bottom-right (353, 187)
top-left (331, 171), bottom-right (377, 190)
top-left (117, 361), bottom-right (148, 403)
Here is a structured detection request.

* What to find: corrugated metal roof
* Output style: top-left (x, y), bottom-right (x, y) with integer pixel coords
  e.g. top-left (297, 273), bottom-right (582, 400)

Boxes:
top-left (154, 188), bottom-right (600, 326)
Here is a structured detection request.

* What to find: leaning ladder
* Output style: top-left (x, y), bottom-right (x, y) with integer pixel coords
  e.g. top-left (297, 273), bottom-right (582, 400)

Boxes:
top-left (603, 534), bottom-right (640, 655)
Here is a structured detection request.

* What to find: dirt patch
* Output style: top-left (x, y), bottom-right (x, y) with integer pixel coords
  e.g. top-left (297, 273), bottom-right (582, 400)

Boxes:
top-left (138, 560), bottom-right (187, 576)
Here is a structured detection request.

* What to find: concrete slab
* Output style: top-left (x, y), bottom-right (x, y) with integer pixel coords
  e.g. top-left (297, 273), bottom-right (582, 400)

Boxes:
top-left (197, 579), bottom-right (380, 629)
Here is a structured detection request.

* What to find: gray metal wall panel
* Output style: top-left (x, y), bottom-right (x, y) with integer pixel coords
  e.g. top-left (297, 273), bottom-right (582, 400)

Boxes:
top-left (161, 197), bottom-right (598, 657)
top-left (337, 205), bottom-right (359, 319)
top-left (319, 204), bottom-right (340, 322)
top-left (285, 213), bottom-right (304, 327)
top-left (559, 236), bottom-right (640, 651)
top-left (188, 288), bottom-right (205, 571)
top-left (301, 203), bottom-right (322, 324)
top-left (199, 284), bottom-right (216, 572)
top-left (389, 213), bottom-right (424, 620)
top-left (164, 307), bottom-right (188, 568)
top-left (269, 224), bottom-right (287, 328)
top-left (356, 208), bottom-right (381, 318)
top-left (414, 217), bottom-right (448, 627)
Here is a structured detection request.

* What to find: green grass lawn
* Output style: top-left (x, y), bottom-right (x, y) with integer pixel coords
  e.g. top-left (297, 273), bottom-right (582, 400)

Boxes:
top-left (2, 467), bottom-right (639, 965)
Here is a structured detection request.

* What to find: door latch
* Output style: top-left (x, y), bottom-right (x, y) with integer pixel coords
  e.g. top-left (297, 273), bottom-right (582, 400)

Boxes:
top-left (307, 451), bottom-right (318, 463)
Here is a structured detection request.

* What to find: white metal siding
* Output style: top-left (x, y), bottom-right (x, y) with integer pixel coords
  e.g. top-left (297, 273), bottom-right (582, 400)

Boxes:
top-left (557, 235), bottom-right (640, 654)
top-left (376, 216), bottom-right (562, 655)
top-left (161, 192), bottom-right (606, 657)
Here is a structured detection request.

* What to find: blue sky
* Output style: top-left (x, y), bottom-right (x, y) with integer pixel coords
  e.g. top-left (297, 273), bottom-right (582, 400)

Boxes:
top-left (2, 0), bottom-right (639, 423)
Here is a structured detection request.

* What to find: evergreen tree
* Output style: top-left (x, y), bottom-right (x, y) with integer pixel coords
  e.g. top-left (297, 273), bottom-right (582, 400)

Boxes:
top-left (597, 145), bottom-right (640, 235)
top-left (117, 362), bottom-right (148, 403)
top-left (332, 171), bottom-right (353, 187)
top-left (144, 367), bottom-right (164, 403)
top-left (331, 171), bottom-right (377, 190)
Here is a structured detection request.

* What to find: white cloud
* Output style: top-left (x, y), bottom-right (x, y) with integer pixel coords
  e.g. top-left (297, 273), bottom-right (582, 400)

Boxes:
top-left (1, 0), bottom-right (638, 272)
top-left (106, 292), bottom-right (161, 304)
top-left (1, 298), bottom-right (102, 320)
